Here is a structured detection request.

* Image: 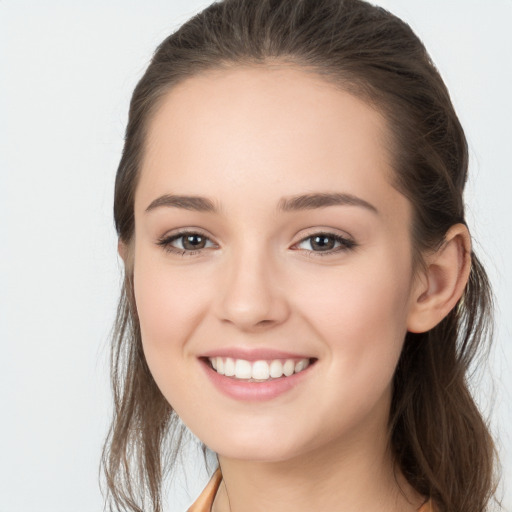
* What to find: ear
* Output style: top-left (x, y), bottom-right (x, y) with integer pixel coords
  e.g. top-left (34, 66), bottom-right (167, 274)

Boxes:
top-left (407, 224), bottom-right (472, 333)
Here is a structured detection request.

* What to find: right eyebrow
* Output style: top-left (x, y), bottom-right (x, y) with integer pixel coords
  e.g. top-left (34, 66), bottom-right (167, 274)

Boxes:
top-left (145, 194), bottom-right (218, 213)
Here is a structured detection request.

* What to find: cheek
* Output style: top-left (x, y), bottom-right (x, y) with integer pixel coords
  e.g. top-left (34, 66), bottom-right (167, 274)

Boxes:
top-left (132, 253), bottom-right (216, 416)
top-left (298, 255), bottom-right (411, 330)
top-left (294, 253), bottom-right (413, 391)
top-left (133, 251), bottom-right (212, 355)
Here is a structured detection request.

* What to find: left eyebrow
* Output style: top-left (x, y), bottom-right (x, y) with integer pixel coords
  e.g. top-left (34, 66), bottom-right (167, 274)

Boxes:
top-left (277, 192), bottom-right (379, 214)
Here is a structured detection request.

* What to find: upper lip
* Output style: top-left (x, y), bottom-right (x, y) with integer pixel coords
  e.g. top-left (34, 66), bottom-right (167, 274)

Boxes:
top-left (199, 347), bottom-right (314, 361)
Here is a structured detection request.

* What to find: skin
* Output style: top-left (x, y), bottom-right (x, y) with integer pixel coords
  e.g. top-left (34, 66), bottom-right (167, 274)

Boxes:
top-left (125, 65), bottom-right (471, 512)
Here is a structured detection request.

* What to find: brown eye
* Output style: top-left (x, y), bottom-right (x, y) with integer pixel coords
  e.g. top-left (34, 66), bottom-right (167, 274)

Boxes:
top-left (157, 231), bottom-right (216, 254)
top-left (310, 235), bottom-right (336, 251)
top-left (294, 232), bottom-right (356, 254)
top-left (182, 234), bottom-right (207, 250)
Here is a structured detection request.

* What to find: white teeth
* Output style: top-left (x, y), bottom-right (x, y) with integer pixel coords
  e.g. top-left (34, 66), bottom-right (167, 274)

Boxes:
top-left (269, 360), bottom-right (284, 378)
top-left (295, 359), bottom-right (307, 372)
top-left (234, 359), bottom-right (252, 379)
top-left (208, 357), bottom-right (311, 381)
top-left (252, 361), bottom-right (270, 380)
top-left (283, 359), bottom-right (295, 377)
top-left (224, 357), bottom-right (235, 377)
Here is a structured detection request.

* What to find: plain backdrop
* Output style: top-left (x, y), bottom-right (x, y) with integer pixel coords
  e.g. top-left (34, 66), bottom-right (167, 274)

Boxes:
top-left (1, 1), bottom-right (511, 511)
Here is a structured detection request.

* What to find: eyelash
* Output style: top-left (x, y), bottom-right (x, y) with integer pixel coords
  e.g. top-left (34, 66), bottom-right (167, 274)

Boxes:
top-left (293, 232), bottom-right (356, 256)
top-left (156, 230), bottom-right (357, 257)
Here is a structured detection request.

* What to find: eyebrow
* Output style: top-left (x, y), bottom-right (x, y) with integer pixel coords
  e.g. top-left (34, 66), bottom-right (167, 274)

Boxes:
top-left (145, 194), bottom-right (217, 213)
top-left (277, 192), bottom-right (378, 214)
top-left (145, 192), bottom-right (378, 215)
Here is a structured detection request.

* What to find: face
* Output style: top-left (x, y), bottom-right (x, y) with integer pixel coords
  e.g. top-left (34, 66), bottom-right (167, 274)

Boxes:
top-left (131, 65), bottom-right (419, 462)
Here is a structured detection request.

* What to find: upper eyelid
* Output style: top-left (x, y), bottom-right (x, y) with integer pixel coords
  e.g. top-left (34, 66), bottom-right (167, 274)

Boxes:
top-left (293, 227), bottom-right (354, 243)
top-left (159, 227), bottom-right (215, 241)
top-left (156, 229), bottom-right (218, 251)
top-left (292, 233), bottom-right (355, 251)
top-left (295, 232), bottom-right (352, 243)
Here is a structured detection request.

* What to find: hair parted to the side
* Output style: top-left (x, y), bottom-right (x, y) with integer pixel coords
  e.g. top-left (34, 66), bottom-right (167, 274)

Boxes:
top-left (101, 1), bottom-right (499, 511)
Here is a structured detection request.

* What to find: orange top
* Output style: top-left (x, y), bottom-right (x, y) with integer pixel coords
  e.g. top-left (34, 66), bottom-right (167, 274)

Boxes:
top-left (187, 468), bottom-right (434, 512)
top-left (187, 468), bottom-right (223, 512)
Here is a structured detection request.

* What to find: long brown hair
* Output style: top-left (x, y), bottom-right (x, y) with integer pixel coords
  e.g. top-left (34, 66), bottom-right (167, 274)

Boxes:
top-left (101, 1), bottom-right (499, 510)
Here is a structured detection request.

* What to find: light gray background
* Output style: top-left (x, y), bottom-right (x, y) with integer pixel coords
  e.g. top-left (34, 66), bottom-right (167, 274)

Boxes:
top-left (1, 1), bottom-right (510, 511)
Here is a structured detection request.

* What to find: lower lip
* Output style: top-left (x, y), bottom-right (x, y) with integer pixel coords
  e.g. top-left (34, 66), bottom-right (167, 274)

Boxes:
top-left (199, 358), bottom-right (316, 402)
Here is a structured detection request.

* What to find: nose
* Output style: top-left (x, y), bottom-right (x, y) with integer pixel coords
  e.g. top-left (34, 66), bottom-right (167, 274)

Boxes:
top-left (214, 245), bottom-right (290, 332)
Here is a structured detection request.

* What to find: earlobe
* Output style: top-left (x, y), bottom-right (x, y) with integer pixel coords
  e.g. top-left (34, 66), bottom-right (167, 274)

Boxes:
top-left (407, 224), bottom-right (472, 333)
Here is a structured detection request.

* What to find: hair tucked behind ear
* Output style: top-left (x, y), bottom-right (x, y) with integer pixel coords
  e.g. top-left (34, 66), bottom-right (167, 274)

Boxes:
top-left (391, 255), bottom-right (496, 509)
top-left (102, 1), bottom-right (499, 510)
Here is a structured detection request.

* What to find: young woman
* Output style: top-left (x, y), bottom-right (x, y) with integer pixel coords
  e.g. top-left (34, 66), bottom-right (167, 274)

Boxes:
top-left (101, 0), bottom-right (499, 511)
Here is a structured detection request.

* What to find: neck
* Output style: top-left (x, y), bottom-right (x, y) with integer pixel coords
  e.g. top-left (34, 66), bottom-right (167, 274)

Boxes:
top-left (212, 415), bottom-right (422, 512)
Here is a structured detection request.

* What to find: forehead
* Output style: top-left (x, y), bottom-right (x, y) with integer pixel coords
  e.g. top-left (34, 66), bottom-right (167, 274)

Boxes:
top-left (137, 65), bottom-right (404, 220)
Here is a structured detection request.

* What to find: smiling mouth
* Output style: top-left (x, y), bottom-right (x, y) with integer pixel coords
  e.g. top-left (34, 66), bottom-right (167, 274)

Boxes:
top-left (203, 356), bottom-right (317, 382)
